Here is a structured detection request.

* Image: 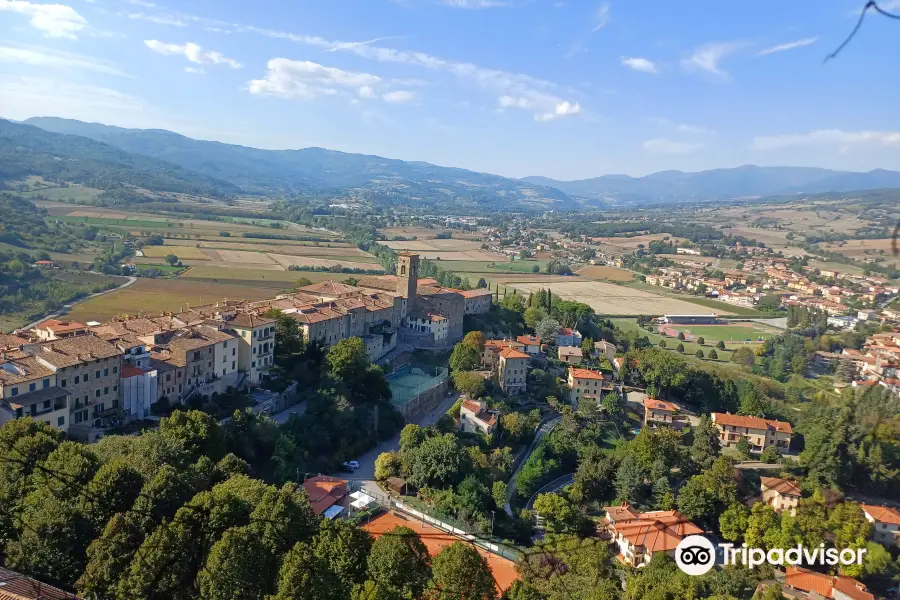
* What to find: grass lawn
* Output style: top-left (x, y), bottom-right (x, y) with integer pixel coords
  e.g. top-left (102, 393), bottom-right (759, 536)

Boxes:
top-left (179, 266), bottom-right (343, 283)
top-left (611, 318), bottom-right (763, 364)
top-left (659, 323), bottom-right (778, 343)
top-left (435, 259), bottom-right (549, 274)
top-left (21, 183), bottom-right (102, 203)
top-left (807, 260), bottom-right (867, 276)
top-left (134, 264), bottom-right (186, 275)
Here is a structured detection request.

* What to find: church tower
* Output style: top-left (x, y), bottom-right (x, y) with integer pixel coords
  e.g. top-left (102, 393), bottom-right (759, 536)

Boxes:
top-left (396, 252), bottom-right (419, 300)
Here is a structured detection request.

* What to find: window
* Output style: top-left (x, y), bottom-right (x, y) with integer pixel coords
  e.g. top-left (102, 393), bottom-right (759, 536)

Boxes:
top-left (95, 390), bottom-right (101, 398)
top-left (113, 366), bottom-right (118, 374)
top-left (10, 387), bottom-right (17, 397)
top-left (232, 362), bottom-right (235, 370)
top-left (95, 370), bottom-right (101, 379)
top-left (57, 416), bottom-right (65, 427)
top-left (42, 378), bottom-right (50, 389)
top-left (104, 368), bottom-right (109, 376)
top-left (232, 348), bottom-right (236, 356)
top-left (252, 361), bottom-right (256, 368)
top-left (43, 400), bottom-right (50, 410)
top-left (113, 385), bottom-right (117, 392)
top-left (75, 375), bottom-right (80, 384)
top-left (104, 387), bottom-right (109, 395)
top-left (29, 383), bottom-right (36, 392)
top-left (61, 379), bottom-right (67, 388)
top-left (400, 265), bottom-right (406, 275)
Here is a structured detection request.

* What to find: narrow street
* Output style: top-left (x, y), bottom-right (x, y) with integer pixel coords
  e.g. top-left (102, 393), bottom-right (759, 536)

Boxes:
top-left (504, 415), bottom-right (561, 517)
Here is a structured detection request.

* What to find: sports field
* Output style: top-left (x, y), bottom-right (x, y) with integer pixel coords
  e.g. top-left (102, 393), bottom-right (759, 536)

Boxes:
top-left (387, 366), bottom-right (448, 406)
top-left (656, 322), bottom-right (777, 344)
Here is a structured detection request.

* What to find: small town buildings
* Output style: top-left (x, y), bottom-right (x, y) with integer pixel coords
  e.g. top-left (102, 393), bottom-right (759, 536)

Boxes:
top-left (568, 367), bottom-right (609, 405)
top-left (711, 412), bottom-right (792, 454)
top-left (459, 398), bottom-right (499, 436)
top-left (783, 566), bottom-right (873, 600)
top-left (602, 505), bottom-right (704, 567)
top-left (0, 355), bottom-right (69, 433)
top-left (555, 328), bottom-right (583, 347)
top-left (557, 346), bottom-right (583, 364)
top-left (460, 288), bottom-right (493, 315)
top-left (33, 319), bottom-right (87, 341)
top-left (303, 475), bottom-right (350, 519)
top-left (642, 397), bottom-right (685, 429)
top-left (594, 340), bottom-right (617, 362)
top-left (517, 335), bottom-right (541, 355)
top-left (497, 347), bottom-right (529, 395)
top-left (828, 315), bottom-right (859, 330)
top-left (861, 504), bottom-right (900, 547)
top-left (760, 477), bottom-right (802, 516)
top-left (481, 339), bottom-right (526, 371)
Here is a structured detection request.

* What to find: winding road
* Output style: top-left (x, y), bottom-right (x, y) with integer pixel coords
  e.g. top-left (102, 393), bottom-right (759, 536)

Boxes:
top-left (504, 415), bottom-right (561, 517)
top-left (19, 274), bottom-right (137, 331)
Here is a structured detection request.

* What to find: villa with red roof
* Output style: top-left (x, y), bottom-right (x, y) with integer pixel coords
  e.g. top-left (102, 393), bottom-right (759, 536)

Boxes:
top-left (568, 367), bottom-right (611, 405)
top-left (498, 347), bottom-right (529, 395)
top-left (516, 335), bottom-right (541, 355)
top-left (784, 566), bottom-right (874, 600)
top-left (602, 504), bottom-right (704, 567)
top-left (711, 412), bottom-right (792, 454)
top-left (460, 398), bottom-right (499, 436)
top-left (861, 504), bottom-right (900, 547)
top-left (642, 397), bottom-right (686, 430)
top-left (760, 477), bottom-right (802, 516)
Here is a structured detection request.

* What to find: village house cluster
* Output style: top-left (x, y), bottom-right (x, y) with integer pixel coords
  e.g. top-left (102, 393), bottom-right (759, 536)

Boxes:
top-left (0, 253), bottom-right (491, 441)
top-left (840, 329), bottom-right (900, 396)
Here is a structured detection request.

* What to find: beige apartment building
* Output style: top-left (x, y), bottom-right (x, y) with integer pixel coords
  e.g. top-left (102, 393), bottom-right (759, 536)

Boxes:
top-left (642, 397), bottom-right (686, 429)
top-left (568, 367), bottom-right (610, 405)
top-left (0, 354), bottom-right (70, 432)
top-left (711, 412), bottom-right (792, 454)
top-left (226, 313), bottom-right (276, 386)
top-left (498, 347), bottom-right (529, 395)
top-left (760, 477), bottom-right (802, 515)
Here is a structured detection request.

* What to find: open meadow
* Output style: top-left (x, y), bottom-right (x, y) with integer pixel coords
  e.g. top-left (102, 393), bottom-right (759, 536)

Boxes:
top-left (577, 265), bottom-right (634, 281)
top-left (821, 238), bottom-right (896, 260)
top-left (379, 239), bottom-right (502, 261)
top-left (509, 280), bottom-right (736, 316)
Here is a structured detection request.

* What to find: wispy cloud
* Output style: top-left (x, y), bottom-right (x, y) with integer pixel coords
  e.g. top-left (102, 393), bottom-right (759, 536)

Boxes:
top-left (643, 138), bottom-right (705, 155)
top-left (592, 2), bottom-right (611, 31)
top-left (184, 66), bottom-right (205, 74)
top-left (144, 40), bottom-right (242, 68)
top-left (0, 0), bottom-right (88, 39)
top-left (757, 37), bottom-right (818, 56)
top-left (249, 58), bottom-right (415, 105)
top-left (0, 76), bottom-right (145, 121)
top-left (499, 94), bottom-right (581, 121)
top-left (751, 129), bottom-right (900, 150)
top-left (0, 44), bottom-right (130, 76)
top-left (123, 12), bottom-right (186, 26)
top-left (681, 41), bottom-right (744, 77)
top-left (620, 56), bottom-right (658, 74)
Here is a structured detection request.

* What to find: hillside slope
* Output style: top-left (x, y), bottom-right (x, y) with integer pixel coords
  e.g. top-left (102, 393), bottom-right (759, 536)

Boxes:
top-left (0, 120), bottom-right (239, 198)
top-left (25, 117), bottom-right (574, 211)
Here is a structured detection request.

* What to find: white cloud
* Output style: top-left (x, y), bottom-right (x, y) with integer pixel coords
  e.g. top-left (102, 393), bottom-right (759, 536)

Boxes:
top-left (357, 85), bottom-right (377, 99)
top-left (498, 93), bottom-right (581, 122)
top-left (0, 44), bottom-right (129, 76)
top-left (681, 41), bottom-right (744, 77)
top-left (0, 0), bottom-right (88, 39)
top-left (440, 0), bottom-right (510, 7)
top-left (126, 0), bottom-right (156, 6)
top-left (620, 56), bottom-right (658, 74)
top-left (751, 129), bottom-right (900, 150)
top-left (643, 137), bottom-right (705, 154)
top-left (675, 123), bottom-right (713, 135)
top-left (592, 2), bottom-right (610, 31)
top-left (535, 101), bottom-right (581, 122)
top-left (382, 90), bottom-right (416, 103)
top-left (757, 37), bottom-right (818, 56)
top-left (144, 40), bottom-right (241, 68)
top-left (124, 12), bottom-right (185, 26)
top-left (184, 66), bottom-right (205, 74)
top-left (248, 59), bottom-right (382, 100)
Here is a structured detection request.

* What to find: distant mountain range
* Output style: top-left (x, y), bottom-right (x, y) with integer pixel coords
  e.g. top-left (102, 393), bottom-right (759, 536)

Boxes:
top-left (523, 165), bottom-right (900, 203)
top-left (7, 116), bottom-right (900, 209)
top-left (21, 117), bottom-right (572, 211)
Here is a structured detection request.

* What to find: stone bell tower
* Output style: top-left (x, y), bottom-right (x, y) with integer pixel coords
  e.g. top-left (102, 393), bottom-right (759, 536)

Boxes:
top-left (396, 252), bottom-right (419, 301)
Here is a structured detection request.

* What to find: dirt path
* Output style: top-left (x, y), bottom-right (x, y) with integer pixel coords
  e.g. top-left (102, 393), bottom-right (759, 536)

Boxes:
top-left (18, 275), bottom-right (137, 331)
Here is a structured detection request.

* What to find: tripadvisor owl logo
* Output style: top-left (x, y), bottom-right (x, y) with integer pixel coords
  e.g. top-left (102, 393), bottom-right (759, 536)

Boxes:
top-left (675, 535), bottom-right (716, 576)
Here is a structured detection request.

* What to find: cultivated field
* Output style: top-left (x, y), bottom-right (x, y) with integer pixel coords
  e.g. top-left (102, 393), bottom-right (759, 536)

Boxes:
top-left (654, 254), bottom-right (718, 264)
top-left (142, 246), bottom-right (210, 260)
top-left (821, 238), bottom-right (896, 259)
top-left (380, 239), bottom-right (502, 261)
top-left (64, 279), bottom-right (278, 322)
top-left (591, 234), bottom-right (691, 255)
top-left (577, 265), bottom-right (634, 281)
top-left (510, 280), bottom-right (735, 316)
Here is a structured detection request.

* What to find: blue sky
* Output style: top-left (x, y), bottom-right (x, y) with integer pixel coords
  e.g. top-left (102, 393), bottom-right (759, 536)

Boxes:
top-left (1, 0), bottom-right (899, 180)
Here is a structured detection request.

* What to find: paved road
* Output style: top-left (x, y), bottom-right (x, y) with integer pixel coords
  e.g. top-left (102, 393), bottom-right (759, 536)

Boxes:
top-left (504, 415), bottom-right (561, 517)
top-left (20, 274), bottom-right (137, 331)
top-left (345, 390), bottom-right (462, 497)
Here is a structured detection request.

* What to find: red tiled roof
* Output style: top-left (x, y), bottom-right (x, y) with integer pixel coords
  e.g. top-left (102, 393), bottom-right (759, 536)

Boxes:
top-left (516, 335), bottom-right (541, 346)
top-left (302, 475), bottom-right (349, 515)
top-left (861, 504), bottom-right (900, 525)
top-left (603, 507), bottom-right (703, 553)
top-left (711, 412), bottom-right (792, 434)
top-left (643, 397), bottom-right (678, 412)
top-left (498, 347), bottom-right (530, 360)
top-left (785, 567), bottom-right (873, 600)
top-left (569, 367), bottom-right (605, 380)
top-left (461, 400), bottom-right (498, 426)
top-left (0, 566), bottom-right (80, 599)
top-left (459, 288), bottom-right (493, 299)
top-left (121, 365), bottom-right (148, 378)
top-left (36, 319), bottom-right (85, 333)
top-left (760, 477), bottom-right (802, 497)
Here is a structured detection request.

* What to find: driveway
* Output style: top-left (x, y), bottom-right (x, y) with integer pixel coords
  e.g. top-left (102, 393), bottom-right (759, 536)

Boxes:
top-left (504, 415), bottom-right (561, 516)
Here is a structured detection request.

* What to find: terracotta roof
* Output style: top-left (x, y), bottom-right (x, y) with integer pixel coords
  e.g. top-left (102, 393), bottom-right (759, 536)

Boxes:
top-left (569, 367), bottom-right (605, 380)
top-left (785, 567), bottom-right (873, 600)
top-left (418, 278), bottom-right (439, 286)
top-left (296, 280), bottom-right (361, 297)
top-left (356, 275), bottom-right (397, 291)
top-left (0, 566), bottom-right (81, 600)
top-left (498, 347), bottom-right (530, 360)
top-left (35, 319), bottom-right (85, 333)
top-left (38, 335), bottom-right (123, 368)
top-left (0, 334), bottom-right (27, 348)
top-left (227, 313), bottom-right (275, 329)
top-left (517, 335), bottom-right (541, 346)
top-left (861, 504), bottom-right (900, 525)
top-left (0, 357), bottom-right (54, 385)
top-left (121, 365), bottom-right (149, 378)
top-left (643, 397), bottom-right (678, 412)
top-left (558, 327), bottom-right (574, 336)
top-left (459, 288), bottom-right (493, 299)
top-left (760, 477), bottom-right (802, 497)
top-left (603, 507), bottom-right (703, 553)
top-left (461, 400), bottom-right (498, 426)
top-left (302, 475), bottom-right (349, 515)
top-left (711, 412), bottom-right (792, 434)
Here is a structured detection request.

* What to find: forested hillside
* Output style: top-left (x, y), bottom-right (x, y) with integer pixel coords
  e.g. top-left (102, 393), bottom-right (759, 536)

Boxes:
top-left (0, 120), bottom-right (239, 199)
